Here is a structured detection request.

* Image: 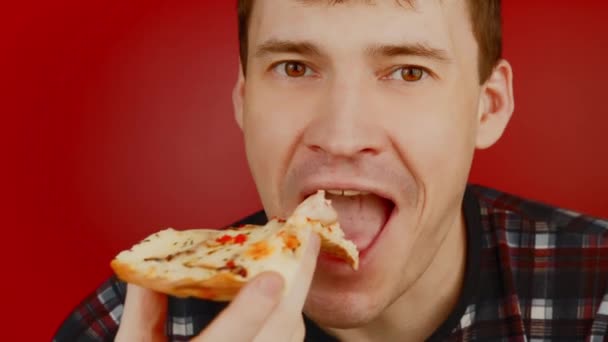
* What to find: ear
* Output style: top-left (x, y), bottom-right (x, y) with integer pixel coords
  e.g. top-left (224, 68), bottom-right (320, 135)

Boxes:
top-left (232, 61), bottom-right (246, 130)
top-left (475, 59), bottom-right (515, 149)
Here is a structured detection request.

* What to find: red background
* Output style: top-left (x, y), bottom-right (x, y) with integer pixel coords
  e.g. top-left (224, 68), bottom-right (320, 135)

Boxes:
top-left (2, 1), bottom-right (607, 340)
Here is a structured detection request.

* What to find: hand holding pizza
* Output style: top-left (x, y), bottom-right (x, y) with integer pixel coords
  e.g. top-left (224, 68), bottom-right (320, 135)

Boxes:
top-left (113, 191), bottom-right (357, 341)
top-left (115, 231), bottom-right (320, 342)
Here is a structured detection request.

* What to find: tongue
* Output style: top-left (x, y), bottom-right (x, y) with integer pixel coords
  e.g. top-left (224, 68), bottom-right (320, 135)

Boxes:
top-left (327, 193), bottom-right (393, 250)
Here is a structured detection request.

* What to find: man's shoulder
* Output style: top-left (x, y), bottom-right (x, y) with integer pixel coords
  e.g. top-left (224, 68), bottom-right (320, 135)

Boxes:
top-left (460, 185), bottom-right (608, 340)
top-left (468, 183), bottom-right (608, 240)
top-left (53, 276), bottom-right (127, 341)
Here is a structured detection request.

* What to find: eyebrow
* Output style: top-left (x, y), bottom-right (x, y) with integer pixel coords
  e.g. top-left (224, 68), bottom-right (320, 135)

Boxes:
top-left (365, 42), bottom-right (451, 63)
top-left (254, 39), bottom-right (324, 59)
top-left (254, 39), bottom-right (450, 63)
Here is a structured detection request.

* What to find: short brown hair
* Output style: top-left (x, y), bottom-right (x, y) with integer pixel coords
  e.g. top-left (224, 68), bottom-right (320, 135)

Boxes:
top-left (237, 0), bottom-right (501, 83)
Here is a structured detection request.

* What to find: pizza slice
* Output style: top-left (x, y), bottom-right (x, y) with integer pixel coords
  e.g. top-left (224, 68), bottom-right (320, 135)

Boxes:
top-left (110, 190), bottom-right (358, 301)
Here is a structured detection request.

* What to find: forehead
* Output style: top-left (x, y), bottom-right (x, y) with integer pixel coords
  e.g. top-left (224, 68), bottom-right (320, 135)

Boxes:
top-left (295, 0), bottom-right (416, 6)
top-left (248, 0), bottom-right (472, 56)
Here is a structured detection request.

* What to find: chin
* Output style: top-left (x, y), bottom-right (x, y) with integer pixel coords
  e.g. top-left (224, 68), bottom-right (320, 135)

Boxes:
top-left (303, 283), bottom-right (390, 329)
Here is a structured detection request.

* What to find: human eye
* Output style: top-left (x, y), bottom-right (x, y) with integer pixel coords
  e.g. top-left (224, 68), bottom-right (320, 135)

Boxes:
top-left (384, 65), bottom-right (429, 82)
top-left (271, 61), bottom-right (316, 78)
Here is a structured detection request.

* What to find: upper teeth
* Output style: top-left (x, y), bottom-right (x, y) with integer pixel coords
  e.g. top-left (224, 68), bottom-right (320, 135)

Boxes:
top-left (326, 189), bottom-right (370, 196)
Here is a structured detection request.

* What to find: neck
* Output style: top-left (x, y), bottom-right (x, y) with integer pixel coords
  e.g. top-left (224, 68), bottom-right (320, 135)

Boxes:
top-left (328, 210), bottom-right (468, 342)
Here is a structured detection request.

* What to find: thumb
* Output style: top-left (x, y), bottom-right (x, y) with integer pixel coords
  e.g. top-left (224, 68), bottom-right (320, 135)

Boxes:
top-left (115, 284), bottom-right (168, 342)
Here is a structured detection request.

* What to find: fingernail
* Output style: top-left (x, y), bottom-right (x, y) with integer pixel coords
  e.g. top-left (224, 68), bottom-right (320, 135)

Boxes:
top-left (256, 273), bottom-right (284, 297)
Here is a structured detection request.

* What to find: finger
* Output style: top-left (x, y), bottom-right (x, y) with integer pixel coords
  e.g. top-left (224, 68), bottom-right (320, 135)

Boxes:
top-left (115, 284), bottom-right (168, 342)
top-left (194, 272), bottom-right (284, 342)
top-left (253, 232), bottom-right (321, 342)
top-left (282, 231), bottom-right (321, 313)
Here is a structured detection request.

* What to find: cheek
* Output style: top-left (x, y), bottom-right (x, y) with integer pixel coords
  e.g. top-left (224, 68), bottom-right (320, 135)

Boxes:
top-left (380, 90), bottom-right (478, 189)
top-left (243, 80), bottom-right (322, 159)
top-left (378, 90), bottom-right (478, 246)
top-left (242, 86), bottom-right (315, 214)
top-left (401, 117), bottom-right (474, 178)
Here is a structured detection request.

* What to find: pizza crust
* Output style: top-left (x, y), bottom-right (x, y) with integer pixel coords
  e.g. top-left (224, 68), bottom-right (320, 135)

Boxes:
top-left (112, 258), bottom-right (256, 300)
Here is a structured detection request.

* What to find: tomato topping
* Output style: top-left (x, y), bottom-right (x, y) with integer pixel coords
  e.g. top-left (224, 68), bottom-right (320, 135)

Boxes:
top-left (283, 233), bottom-right (301, 251)
top-left (246, 241), bottom-right (273, 260)
top-left (234, 234), bottom-right (248, 245)
top-left (216, 235), bottom-right (233, 244)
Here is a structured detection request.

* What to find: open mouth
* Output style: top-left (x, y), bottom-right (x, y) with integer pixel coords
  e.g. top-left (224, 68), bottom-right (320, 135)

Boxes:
top-left (302, 188), bottom-right (396, 257)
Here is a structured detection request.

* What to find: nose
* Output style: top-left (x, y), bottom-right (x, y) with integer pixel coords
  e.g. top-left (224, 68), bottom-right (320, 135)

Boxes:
top-left (302, 76), bottom-right (385, 159)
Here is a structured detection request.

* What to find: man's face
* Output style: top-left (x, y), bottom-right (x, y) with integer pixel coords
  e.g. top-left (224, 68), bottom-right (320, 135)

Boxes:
top-left (237, 0), bottom-right (486, 327)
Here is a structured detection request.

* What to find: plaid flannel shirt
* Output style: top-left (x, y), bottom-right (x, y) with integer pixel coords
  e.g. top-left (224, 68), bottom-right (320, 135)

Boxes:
top-left (53, 184), bottom-right (608, 341)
